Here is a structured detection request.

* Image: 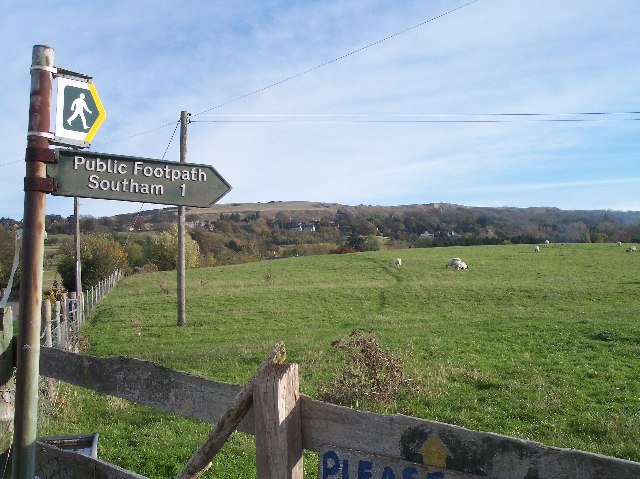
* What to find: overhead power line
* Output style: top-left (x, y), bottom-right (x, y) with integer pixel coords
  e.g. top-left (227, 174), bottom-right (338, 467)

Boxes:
top-left (191, 0), bottom-right (481, 118)
top-left (87, 0), bottom-right (480, 149)
top-left (190, 111), bottom-right (640, 124)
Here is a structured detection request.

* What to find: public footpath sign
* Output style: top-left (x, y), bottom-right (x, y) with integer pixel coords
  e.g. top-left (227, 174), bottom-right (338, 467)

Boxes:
top-left (47, 150), bottom-right (232, 207)
top-left (55, 77), bottom-right (106, 145)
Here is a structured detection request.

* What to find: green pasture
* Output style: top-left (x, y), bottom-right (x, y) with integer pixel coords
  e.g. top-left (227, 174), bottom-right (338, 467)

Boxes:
top-left (38, 243), bottom-right (640, 478)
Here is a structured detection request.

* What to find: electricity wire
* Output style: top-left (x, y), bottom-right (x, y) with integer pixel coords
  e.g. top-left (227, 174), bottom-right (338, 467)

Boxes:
top-left (190, 111), bottom-right (640, 124)
top-left (161, 120), bottom-right (181, 160)
top-left (78, 0), bottom-right (482, 152)
top-left (118, 115), bottom-right (182, 257)
top-left (191, 0), bottom-right (481, 118)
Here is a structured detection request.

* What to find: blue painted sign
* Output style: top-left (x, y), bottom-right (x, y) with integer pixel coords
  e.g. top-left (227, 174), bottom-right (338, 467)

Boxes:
top-left (319, 447), bottom-right (483, 479)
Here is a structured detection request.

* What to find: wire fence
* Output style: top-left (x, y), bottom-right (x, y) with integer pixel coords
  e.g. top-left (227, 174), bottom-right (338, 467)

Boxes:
top-left (0, 270), bottom-right (125, 479)
top-left (42, 270), bottom-right (124, 353)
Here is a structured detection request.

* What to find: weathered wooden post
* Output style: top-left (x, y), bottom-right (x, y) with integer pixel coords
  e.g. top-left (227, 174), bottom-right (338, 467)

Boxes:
top-left (177, 111), bottom-right (188, 327)
top-left (52, 300), bottom-right (61, 349)
top-left (78, 292), bottom-right (84, 326)
top-left (41, 301), bottom-right (55, 400)
top-left (174, 343), bottom-right (287, 479)
top-left (254, 363), bottom-right (303, 479)
top-left (59, 294), bottom-right (67, 351)
top-left (69, 292), bottom-right (78, 353)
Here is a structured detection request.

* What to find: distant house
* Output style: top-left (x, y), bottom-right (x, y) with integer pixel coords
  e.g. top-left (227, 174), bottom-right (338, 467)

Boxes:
top-left (290, 223), bottom-right (316, 232)
top-left (419, 231), bottom-right (434, 238)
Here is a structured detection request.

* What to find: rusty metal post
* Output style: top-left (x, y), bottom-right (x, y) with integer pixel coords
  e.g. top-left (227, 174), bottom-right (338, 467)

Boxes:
top-left (12, 44), bottom-right (54, 479)
top-left (177, 111), bottom-right (188, 326)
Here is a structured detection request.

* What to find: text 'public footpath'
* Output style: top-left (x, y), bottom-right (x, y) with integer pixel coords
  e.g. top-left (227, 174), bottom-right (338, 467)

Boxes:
top-left (73, 155), bottom-right (208, 197)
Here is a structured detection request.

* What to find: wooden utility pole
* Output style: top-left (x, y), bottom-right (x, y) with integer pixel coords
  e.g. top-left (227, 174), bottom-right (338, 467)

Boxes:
top-left (177, 111), bottom-right (188, 326)
top-left (14, 44), bottom-right (54, 479)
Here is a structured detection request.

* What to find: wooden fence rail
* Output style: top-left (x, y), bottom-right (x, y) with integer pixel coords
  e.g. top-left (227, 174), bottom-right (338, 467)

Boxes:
top-left (3, 267), bottom-right (640, 478)
top-left (37, 347), bottom-right (640, 479)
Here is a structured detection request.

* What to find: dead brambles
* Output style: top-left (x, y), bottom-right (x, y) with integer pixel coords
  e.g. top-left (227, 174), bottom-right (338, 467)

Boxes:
top-left (318, 329), bottom-right (416, 407)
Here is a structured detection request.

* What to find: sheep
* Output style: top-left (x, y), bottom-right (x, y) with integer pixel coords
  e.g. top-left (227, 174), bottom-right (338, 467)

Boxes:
top-left (533, 245), bottom-right (540, 252)
top-left (627, 246), bottom-right (637, 252)
top-left (394, 258), bottom-right (402, 267)
top-left (445, 258), bottom-right (462, 268)
top-left (616, 241), bottom-right (622, 246)
top-left (544, 240), bottom-right (550, 246)
top-left (454, 261), bottom-right (468, 271)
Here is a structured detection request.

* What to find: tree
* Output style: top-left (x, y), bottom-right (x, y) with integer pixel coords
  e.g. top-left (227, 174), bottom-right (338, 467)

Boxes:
top-left (345, 234), bottom-right (379, 252)
top-left (146, 225), bottom-right (200, 270)
top-left (133, 217), bottom-right (146, 231)
top-left (57, 234), bottom-right (127, 292)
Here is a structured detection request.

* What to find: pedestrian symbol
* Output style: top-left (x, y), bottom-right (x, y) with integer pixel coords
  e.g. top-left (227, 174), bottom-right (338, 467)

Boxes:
top-left (55, 77), bottom-right (106, 146)
top-left (67, 92), bottom-right (92, 130)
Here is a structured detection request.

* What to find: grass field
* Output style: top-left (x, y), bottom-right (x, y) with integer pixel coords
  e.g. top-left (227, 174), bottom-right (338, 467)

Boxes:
top-left (38, 243), bottom-right (640, 478)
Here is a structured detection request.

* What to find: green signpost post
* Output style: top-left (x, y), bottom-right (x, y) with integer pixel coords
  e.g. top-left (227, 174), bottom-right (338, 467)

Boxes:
top-left (47, 150), bottom-right (232, 207)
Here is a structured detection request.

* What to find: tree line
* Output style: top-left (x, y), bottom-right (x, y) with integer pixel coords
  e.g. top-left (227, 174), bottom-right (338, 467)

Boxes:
top-left (1, 202), bottom-right (639, 296)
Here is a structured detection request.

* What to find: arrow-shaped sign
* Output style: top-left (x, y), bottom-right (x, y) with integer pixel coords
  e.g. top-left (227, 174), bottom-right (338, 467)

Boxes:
top-left (47, 150), bottom-right (231, 207)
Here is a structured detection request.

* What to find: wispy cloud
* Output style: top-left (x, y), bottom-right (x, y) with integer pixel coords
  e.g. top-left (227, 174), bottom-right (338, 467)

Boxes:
top-left (1, 0), bottom-right (639, 220)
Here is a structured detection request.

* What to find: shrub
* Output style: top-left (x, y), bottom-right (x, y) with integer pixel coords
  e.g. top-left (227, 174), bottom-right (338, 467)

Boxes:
top-left (57, 234), bottom-right (127, 291)
top-left (290, 243), bottom-right (340, 257)
top-left (317, 329), bottom-right (414, 407)
top-left (329, 246), bottom-right (357, 254)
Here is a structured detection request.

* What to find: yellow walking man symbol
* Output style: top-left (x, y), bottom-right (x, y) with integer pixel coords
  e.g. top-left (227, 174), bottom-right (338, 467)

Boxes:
top-left (67, 93), bottom-right (92, 130)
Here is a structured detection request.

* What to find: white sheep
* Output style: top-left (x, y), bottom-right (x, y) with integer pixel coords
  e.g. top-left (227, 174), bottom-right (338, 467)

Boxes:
top-left (454, 261), bottom-right (468, 270)
top-left (627, 246), bottom-right (637, 252)
top-left (533, 245), bottom-right (540, 252)
top-left (445, 258), bottom-right (462, 268)
top-left (616, 241), bottom-right (622, 246)
top-left (394, 258), bottom-right (402, 267)
top-left (544, 240), bottom-right (550, 246)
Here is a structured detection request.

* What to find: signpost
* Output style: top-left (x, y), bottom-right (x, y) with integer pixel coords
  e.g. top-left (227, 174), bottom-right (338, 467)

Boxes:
top-left (15, 45), bottom-right (232, 478)
top-left (47, 150), bottom-right (231, 207)
top-left (54, 77), bottom-right (106, 146)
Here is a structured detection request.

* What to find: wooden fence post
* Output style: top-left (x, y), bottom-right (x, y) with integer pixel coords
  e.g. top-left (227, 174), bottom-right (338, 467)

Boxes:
top-left (69, 292), bottom-right (78, 353)
top-left (53, 300), bottom-right (61, 349)
top-left (254, 363), bottom-right (303, 479)
top-left (78, 292), bottom-right (84, 326)
top-left (42, 300), bottom-right (51, 349)
top-left (41, 300), bottom-right (56, 400)
top-left (174, 343), bottom-right (287, 479)
top-left (59, 294), bottom-right (67, 351)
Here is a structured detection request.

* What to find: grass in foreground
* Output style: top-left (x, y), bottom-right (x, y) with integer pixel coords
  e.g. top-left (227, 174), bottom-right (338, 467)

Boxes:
top-left (39, 243), bottom-right (640, 478)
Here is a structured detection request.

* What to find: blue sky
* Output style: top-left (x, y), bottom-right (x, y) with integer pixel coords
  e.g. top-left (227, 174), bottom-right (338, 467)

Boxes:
top-left (1, 0), bottom-right (639, 220)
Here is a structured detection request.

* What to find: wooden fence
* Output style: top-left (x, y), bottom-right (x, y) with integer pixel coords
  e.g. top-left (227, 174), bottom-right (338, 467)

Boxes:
top-left (2, 282), bottom-right (640, 477)
top-left (20, 348), bottom-right (640, 478)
